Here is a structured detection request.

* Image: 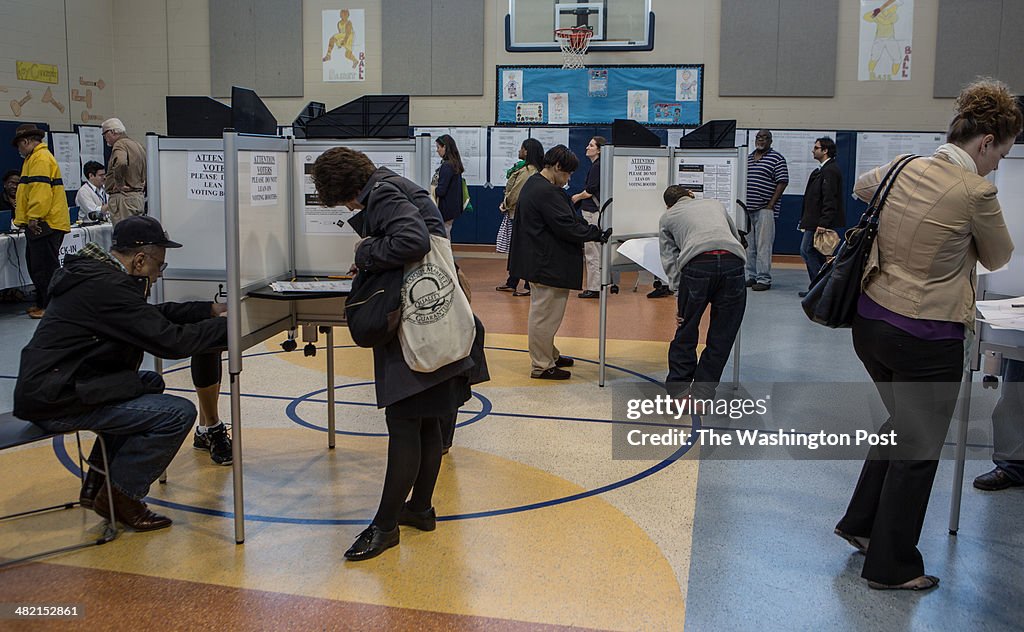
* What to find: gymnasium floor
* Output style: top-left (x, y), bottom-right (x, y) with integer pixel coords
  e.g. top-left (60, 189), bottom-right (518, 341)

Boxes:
top-left (0, 256), bottom-right (1022, 631)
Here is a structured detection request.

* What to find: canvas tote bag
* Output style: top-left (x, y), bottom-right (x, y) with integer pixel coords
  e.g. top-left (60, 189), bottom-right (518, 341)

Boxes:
top-left (398, 234), bottom-right (476, 372)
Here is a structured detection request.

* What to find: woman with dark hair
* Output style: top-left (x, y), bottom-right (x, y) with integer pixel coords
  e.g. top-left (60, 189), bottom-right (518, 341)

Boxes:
top-left (496, 138), bottom-right (544, 296)
top-left (0, 170), bottom-right (19, 212)
top-left (312, 147), bottom-right (488, 561)
top-left (834, 78), bottom-right (1020, 591)
top-left (434, 134), bottom-right (465, 236)
top-left (572, 136), bottom-right (614, 298)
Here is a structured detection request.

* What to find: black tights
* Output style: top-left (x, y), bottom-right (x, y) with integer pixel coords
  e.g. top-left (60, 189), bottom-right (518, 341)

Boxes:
top-left (372, 413), bottom-right (444, 531)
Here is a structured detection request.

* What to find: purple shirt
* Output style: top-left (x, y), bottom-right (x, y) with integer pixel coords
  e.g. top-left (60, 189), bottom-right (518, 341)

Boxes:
top-left (857, 294), bottom-right (965, 341)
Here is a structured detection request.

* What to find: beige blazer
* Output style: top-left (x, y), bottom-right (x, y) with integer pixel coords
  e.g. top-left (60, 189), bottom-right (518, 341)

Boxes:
top-left (855, 152), bottom-right (1014, 330)
top-left (500, 164), bottom-right (538, 219)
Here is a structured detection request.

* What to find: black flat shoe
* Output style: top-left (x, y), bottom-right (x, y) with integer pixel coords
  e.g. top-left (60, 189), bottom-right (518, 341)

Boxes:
top-left (399, 503), bottom-right (437, 531)
top-left (555, 356), bottom-right (575, 368)
top-left (344, 525), bottom-right (400, 561)
top-left (610, 284), bottom-right (619, 294)
top-left (79, 468), bottom-right (105, 509)
top-left (578, 290), bottom-right (600, 299)
top-left (531, 367), bottom-right (571, 380)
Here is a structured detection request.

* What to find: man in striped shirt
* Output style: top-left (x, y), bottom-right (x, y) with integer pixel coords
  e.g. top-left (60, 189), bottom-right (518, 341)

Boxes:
top-left (744, 130), bottom-right (789, 291)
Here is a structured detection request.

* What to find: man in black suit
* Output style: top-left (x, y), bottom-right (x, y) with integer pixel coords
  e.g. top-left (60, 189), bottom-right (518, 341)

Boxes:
top-left (798, 136), bottom-right (844, 295)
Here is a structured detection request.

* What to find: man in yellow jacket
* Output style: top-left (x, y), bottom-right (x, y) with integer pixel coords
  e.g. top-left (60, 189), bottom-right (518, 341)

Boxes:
top-left (12, 124), bottom-right (70, 318)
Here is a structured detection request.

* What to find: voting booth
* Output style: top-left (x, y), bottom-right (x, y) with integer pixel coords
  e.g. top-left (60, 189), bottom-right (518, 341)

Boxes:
top-left (148, 129), bottom-right (433, 543)
top-left (596, 142), bottom-right (747, 386)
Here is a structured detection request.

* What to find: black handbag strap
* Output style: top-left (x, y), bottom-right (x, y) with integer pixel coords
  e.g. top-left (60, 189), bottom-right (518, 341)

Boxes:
top-left (864, 154), bottom-right (918, 221)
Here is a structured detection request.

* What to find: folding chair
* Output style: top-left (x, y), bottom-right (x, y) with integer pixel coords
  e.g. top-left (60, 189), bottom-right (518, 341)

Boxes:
top-left (0, 412), bottom-right (118, 569)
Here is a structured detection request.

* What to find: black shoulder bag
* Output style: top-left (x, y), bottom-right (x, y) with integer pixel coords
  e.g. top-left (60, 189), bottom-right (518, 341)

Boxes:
top-left (800, 154), bottom-right (918, 328)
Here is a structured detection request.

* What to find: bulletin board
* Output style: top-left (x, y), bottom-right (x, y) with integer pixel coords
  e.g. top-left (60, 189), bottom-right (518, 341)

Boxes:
top-left (495, 64), bottom-right (703, 126)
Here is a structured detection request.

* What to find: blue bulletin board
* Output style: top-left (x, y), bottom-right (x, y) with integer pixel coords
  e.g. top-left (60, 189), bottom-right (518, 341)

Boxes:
top-left (495, 64), bottom-right (703, 127)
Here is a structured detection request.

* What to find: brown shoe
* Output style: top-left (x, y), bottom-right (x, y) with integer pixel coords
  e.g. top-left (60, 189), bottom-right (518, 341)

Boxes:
top-left (27, 306), bottom-right (45, 319)
top-left (94, 485), bottom-right (172, 531)
top-left (79, 468), bottom-right (105, 509)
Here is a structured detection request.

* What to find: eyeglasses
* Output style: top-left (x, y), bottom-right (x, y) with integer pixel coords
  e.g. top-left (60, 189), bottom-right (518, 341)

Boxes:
top-left (145, 253), bottom-right (168, 272)
top-left (813, 145), bottom-right (822, 150)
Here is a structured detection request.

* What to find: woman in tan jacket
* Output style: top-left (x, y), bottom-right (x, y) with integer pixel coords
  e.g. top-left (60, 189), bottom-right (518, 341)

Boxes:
top-left (496, 138), bottom-right (543, 296)
top-left (835, 79), bottom-right (1020, 591)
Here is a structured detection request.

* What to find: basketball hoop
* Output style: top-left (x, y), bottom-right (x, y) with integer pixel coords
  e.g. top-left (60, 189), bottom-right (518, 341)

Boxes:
top-left (555, 27), bottom-right (593, 69)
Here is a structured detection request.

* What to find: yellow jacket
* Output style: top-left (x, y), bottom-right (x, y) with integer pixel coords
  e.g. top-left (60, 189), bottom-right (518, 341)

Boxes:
top-left (15, 142), bottom-right (70, 232)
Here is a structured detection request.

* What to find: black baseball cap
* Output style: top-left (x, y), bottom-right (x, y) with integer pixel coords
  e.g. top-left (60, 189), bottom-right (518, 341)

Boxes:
top-left (112, 215), bottom-right (183, 249)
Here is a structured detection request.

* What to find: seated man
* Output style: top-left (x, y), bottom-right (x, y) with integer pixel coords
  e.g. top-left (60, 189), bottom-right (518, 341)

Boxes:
top-left (74, 160), bottom-right (108, 221)
top-left (14, 216), bottom-right (227, 531)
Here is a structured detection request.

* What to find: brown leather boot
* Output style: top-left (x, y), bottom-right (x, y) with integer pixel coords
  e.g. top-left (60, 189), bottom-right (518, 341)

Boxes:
top-left (93, 485), bottom-right (172, 531)
top-left (79, 469), bottom-right (105, 509)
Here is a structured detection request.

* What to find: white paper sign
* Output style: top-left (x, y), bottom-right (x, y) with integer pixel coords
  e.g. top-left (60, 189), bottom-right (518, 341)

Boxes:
top-left (58, 229), bottom-right (86, 265)
top-left (529, 128), bottom-right (570, 153)
top-left (747, 130), bottom-right (837, 195)
top-left (50, 133), bottom-right (81, 191)
top-left (249, 153), bottom-right (279, 206)
top-left (187, 151), bottom-right (225, 200)
top-left (490, 128), bottom-right (530, 185)
top-left (450, 127), bottom-right (487, 186)
top-left (322, 9), bottom-right (366, 82)
top-left (77, 126), bottom-right (104, 175)
top-left (855, 132), bottom-right (943, 178)
top-left (675, 156), bottom-right (737, 209)
top-left (627, 157), bottom-right (658, 189)
top-left (859, 0), bottom-right (913, 81)
top-left (627, 90), bottom-right (649, 123)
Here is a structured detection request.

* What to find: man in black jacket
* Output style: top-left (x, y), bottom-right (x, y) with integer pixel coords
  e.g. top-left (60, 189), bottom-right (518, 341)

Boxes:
top-left (798, 136), bottom-right (845, 293)
top-left (509, 145), bottom-right (610, 379)
top-left (14, 216), bottom-right (227, 531)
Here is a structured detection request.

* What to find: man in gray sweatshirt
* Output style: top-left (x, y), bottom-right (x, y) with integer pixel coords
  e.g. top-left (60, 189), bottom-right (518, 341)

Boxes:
top-left (659, 185), bottom-right (747, 400)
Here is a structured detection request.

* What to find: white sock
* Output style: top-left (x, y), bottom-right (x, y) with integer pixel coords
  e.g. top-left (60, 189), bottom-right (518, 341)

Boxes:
top-left (196, 422), bottom-right (223, 434)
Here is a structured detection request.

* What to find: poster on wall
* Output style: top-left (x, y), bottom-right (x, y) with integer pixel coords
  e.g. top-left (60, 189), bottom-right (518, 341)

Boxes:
top-left (745, 130), bottom-right (837, 195)
top-left (516, 102), bottom-right (544, 124)
top-left (187, 151), bottom-right (225, 200)
top-left (529, 128), bottom-right (570, 153)
top-left (322, 9), bottom-right (365, 82)
top-left (449, 127), bottom-right (487, 186)
top-left (675, 157), bottom-right (737, 209)
top-left (502, 70), bottom-right (523, 101)
top-left (588, 70), bottom-right (608, 97)
top-left (50, 133), bottom-right (81, 191)
top-left (675, 69), bottom-right (698, 101)
top-left (858, 0), bottom-right (913, 81)
top-left (490, 128), bottom-right (531, 185)
top-left (78, 126), bottom-right (104, 175)
top-left (855, 132), bottom-right (944, 178)
top-left (627, 90), bottom-right (649, 123)
top-left (548, 93), bottom-right (569, 124)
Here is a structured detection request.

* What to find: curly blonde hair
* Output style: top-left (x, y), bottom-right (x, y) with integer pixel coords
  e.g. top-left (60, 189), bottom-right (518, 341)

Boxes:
top-left (948, 78), bottom-right (1023, 145)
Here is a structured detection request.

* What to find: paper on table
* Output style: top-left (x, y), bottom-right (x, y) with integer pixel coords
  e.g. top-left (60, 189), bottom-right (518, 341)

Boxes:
top-left (616, 237), bottom-right (668, 283)
top-left (976, 297), bottom-right (1024, 331)
top-left (270, 280), bottom-right (352, 293)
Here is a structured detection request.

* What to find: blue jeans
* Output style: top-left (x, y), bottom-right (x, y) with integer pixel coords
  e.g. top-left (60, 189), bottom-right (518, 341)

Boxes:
top-left (993, 359), bottom-right (1024, 482)
top-left (799, 230), bottom-right (827, 283)
top-left (33, 371), bottom-right (196, 500)
top-left (667, 253), bottom-right (747, 399)
top-left (744, 209), bottom-right (775, 284)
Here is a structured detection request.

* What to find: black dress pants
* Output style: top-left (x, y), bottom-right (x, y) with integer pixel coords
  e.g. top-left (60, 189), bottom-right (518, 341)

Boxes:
top-left (25, 230), bottom-right (64, 308)
top-left (837, 314), bottom-right (963, 585)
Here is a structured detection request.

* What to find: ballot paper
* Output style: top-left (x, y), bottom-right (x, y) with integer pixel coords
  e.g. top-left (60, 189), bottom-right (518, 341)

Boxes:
top-left (976, 297), bottom-right (1024, 331)
top-left (616, 237), bottom-right (668, 283)
top-left (270, 280), bottom-right (352, 293)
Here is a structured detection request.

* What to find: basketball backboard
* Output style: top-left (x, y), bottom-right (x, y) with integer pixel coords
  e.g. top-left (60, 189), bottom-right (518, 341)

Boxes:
top-left (506, 0), bottom-right (654, 52)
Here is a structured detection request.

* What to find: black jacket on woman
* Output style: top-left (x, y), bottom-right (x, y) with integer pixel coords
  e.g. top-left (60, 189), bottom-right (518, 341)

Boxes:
top-left (353, 167), bottom-right (488, 409)
top-left (799, 158), bottom-right (845, 230)
top-left (435, 161), bottom-right (463, 222)
top-left (578, 157), bottom-right (600, 213)
top-left (508, 173), bottom-right (603, 290)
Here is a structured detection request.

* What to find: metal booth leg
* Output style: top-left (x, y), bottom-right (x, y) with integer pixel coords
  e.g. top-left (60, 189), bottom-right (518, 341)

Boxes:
top-left (948, 367), bottom-right (973, 535)
top-left (326, 326), bottom-right (336, 449)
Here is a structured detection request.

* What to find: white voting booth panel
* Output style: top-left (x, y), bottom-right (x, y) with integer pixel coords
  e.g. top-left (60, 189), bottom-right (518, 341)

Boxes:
top-left (607, 149), bottom-right (672, 237)
top-left (291, 137), bottom-right (431, 276)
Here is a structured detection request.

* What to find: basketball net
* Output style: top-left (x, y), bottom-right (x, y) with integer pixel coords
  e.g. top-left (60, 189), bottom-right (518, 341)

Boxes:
top-left (555, 27), bottom-right (592, 69)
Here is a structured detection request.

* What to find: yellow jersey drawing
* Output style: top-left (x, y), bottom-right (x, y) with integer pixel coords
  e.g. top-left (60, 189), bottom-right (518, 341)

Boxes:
top-left (863, 1), bottom-right (904, 79)
top-left (323, 9), bottom-right (358, 68)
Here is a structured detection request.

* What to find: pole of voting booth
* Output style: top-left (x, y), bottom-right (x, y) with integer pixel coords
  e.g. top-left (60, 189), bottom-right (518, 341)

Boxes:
top-left (598, 145), bottom-right (614, 387)
top-left (223, 130), bottom-right (246, 544)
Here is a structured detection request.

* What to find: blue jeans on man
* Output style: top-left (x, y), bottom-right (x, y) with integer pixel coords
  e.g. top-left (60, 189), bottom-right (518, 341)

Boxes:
top-left (744, 208), bottom-right (774, 285)
top-left (992, 359), bottom-right (1024, 482)
top-left (667, 253), bottom-right (747, 400)
top-left (33, 371), bottom-right (196, 500)
top-left (799, 229), bottom-right (827, 283)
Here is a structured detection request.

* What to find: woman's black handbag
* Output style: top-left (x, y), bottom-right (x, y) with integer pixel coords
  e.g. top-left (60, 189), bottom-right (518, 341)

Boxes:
top-left (801, 154), bottom-right (918, 328)
top-left (345, 267), bottom-right (402, 348)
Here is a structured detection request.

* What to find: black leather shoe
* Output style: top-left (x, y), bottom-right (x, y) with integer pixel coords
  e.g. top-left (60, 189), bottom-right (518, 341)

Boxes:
top-left (344, 525), bottom-right (400, 561)
top-left (751, 283), bottom-right (771, 291)
top-left (79, 468), bottom-right (105, 509)
top-left (94, 485), bottom-right (173, 531)
top-left (555, 356), bottom-right (575, 368)
top-left (531, 367), bottom-right (571, 380)
top-left (578, 290), bottom-right (600, 299)
top-left (399, 503), bottom-right (437, 531)
top-left (610, 284), bottom-right (620, 294)
top-left (745, 278), bottom-right (756, 287)
top-left (973, 467), bottom-right (1024, 491)
top-left (647, 286), bottom-right (673, 298)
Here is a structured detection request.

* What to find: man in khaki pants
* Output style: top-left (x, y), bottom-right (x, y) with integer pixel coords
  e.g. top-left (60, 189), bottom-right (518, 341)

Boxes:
top-left (102, 118), bottom-right (147, 224)
top-left (508, 145), bottom-right (609, 379)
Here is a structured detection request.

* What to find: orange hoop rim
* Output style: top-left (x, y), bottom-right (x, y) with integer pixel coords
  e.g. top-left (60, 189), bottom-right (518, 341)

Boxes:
top-left (554, 26), bottom-right (593, 48)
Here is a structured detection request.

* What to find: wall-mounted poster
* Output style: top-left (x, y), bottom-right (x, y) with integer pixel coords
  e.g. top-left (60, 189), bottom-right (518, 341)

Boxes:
top-left (516, 102), bottom-right (544, 123)
top-left (627, 90), bottom-right (649, 123)
top-left (548, 93), bottom-right (569, 124)
top-left (322, 9), bottom-right (365, 82)
top-left (503, 70), bottom-right (523, 101)
top-left (588, 69), bottom-right (608, 97)
top-left (676, 69), bottom-right (697, 101)
top-left (859, 0), bottom-right (913, 81)
top-left (653, 103), bottom-right (682, 124)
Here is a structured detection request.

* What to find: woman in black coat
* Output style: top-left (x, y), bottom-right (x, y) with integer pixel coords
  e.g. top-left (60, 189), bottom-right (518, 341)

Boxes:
top-left (313, 147), bottom-right (488, 561)
top-left (434, 134), bottom-right (465, 236)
